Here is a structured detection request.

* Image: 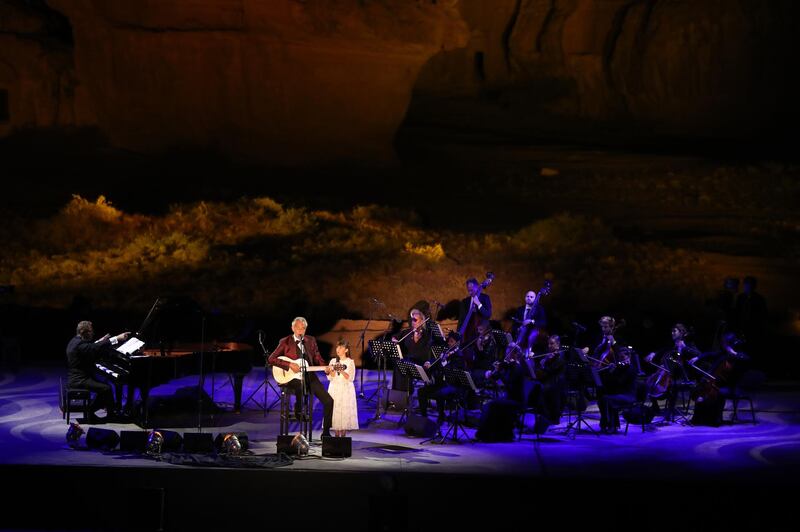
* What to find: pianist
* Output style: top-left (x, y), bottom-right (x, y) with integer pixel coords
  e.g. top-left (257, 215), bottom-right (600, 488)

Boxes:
top-left (66, 320), bottom-right (130, 423)
top-left (268, 317), bottom-right (334, 438)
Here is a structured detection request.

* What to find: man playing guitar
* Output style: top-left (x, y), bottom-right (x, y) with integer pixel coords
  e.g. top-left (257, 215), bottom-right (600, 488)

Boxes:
top-left (268, 317), bottom-right (335, 438)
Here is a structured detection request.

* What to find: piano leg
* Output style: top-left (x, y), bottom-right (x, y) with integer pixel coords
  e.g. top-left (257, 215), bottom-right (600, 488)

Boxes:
top-left (140, 387), bottom-right (151, 428)
top-left (232, 374), bottom-right (245, 414)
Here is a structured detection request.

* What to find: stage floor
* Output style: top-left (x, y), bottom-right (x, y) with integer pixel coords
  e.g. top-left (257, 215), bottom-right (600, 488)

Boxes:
top-left (2, 365), bottom-right (799, 530)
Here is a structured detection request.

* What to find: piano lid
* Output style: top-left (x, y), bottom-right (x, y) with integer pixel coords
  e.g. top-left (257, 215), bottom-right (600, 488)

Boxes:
top-left (136, 296), bottom-right (209, 345)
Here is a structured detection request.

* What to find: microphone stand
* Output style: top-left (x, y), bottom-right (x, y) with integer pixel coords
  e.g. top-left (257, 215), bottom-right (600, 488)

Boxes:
top-left (197, 314), bottom-right (206, 433)
top-left (298, 338), bottom-right (312, 442)
top-left (358, 308), bottom-right (374, 398)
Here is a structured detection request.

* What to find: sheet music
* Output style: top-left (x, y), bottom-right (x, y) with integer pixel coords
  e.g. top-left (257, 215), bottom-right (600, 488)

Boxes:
top-left (413, 363), bottom-right (432, 385)
top-left (116, 337), bottom-right (144, 355)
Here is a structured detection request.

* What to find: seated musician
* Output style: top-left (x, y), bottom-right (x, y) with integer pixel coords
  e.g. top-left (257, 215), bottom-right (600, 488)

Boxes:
top-left (418, 331), bottom-right (466, 425)
top-left (644, 323), bottom-right (702, 422)
top-left (688, 332), bottom-right (749, 426)
top-left (527, 334), bottom-right (567, 430)
top-left (469, 319), bottom-right (498, 390)
top-left (66, 320), bottom-right (130, 423)
top-left (509, 290), bottom-right (547, 354)
top-left (268, 317), bottom-right (334, 438)
top-left (592, 316), bottom-right (636, 433)
top-left (391, 304), bottom-right (433, 394)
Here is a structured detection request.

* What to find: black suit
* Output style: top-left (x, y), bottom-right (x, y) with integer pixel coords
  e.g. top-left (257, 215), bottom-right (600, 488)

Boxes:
top-left (457, 293), bottom-right (492, 335)
top-left (392, 327), bottom-right (432, 392)
top-left (66, 335), bottom-right (115, 414)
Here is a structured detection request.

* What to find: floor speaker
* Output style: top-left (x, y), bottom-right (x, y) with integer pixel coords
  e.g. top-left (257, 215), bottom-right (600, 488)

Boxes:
top-left (403, 414), bottom-right (438, 438)
top-left (182, 432), bottom-right (214, 453)
top-left (475, 399), bottom-right (519, 442)
top-left (322, 436), bottom-right (352, 458)
top-left (119, 430), bottom-right (149, 453)
top-left (86, 427), bottom-right (120, 451)
top-left (277, 434), bottom-right (298, 455)
top-left (155, 429), bottom-right (183, 452)
top-left (385, 389), bottom-right (408, 411)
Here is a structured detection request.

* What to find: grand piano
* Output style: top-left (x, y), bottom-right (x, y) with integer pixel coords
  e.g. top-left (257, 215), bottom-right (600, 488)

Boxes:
top-left (95, 297), bottom-right (253, 426)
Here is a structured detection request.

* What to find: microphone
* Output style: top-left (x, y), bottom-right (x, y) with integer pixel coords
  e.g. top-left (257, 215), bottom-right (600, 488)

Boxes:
top-left (572, 321), bottom-right (587, 332)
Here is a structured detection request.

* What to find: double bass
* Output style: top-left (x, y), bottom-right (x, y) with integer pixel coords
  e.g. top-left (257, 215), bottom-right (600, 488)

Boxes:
top-left (457, 272), bottom-right (495, 365)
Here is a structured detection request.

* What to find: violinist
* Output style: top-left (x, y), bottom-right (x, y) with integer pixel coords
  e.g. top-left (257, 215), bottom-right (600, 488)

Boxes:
top-left (526, 334), bottom-right (567, 430)
top-left (469, 319), bottom-right (498, 389)
top-left (457, 277), bottom-right (492, 347)
top-left (418, 331), bottom-right (466, 425)
top-left (391, 305), bottom-right (433, 394)
top-left (688, 332), bottom-right (750, 426)
top-left (644, 323), bottom-right (701, 422)
top-left (592, 316), bottom-right (636, 433)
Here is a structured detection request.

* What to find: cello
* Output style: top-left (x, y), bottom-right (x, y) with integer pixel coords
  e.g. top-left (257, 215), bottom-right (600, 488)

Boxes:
top-left (505, 280), bottom-right (552, 362)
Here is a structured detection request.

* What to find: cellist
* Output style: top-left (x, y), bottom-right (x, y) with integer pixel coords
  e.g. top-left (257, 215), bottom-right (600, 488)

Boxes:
top-left (644, 323), bottom-right (702, 422)
top-left (688, 332), bottom-right (750, 426)
top-left (508, 290), bottom-right (548, 356)
top-left (592, 316), bottom-right (636, 433)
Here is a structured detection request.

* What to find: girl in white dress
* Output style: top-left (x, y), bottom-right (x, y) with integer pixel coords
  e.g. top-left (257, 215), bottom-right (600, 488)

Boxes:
top-left (327, 340), bottom-right (359, 437)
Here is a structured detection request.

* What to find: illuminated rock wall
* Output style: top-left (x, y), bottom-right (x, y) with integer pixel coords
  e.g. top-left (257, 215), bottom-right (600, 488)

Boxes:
top-left (413, 0), bottom-right (799, 140)
top-left (44, 0), bottom-right (468, 163)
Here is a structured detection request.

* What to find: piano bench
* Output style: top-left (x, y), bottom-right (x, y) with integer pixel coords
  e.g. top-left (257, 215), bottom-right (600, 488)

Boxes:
top-left (59, 378), bottom-right (91, 425)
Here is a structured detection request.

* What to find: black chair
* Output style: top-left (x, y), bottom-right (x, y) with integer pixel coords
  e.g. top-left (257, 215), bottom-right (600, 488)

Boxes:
top-left (723, 369), bottom-right (766, 424)
top-left (59, 378), bottom-right (91, 425)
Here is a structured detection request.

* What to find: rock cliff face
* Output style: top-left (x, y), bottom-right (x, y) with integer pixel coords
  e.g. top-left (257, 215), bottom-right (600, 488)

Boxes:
top-left (412, 0), bottom-right (799, 141)
top-left (43, 0), bottom-right (468, 163)
top-left (1, 1), bottom-right (796, 162)
top-left (0, 0), bottom-right (92, 137)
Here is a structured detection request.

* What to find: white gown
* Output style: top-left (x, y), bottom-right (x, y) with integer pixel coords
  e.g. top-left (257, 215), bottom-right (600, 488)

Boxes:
top-left (326, 357), bottom-right (359, 431)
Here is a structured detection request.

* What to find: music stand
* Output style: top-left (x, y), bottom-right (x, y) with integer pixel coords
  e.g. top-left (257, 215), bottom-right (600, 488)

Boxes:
top-left (394, 359), bottom-right (432, 426)
top-left (429, 321), bottom-right (446, 344)
top-left (242, 332), bottom-right (281, 415)
top-left (561, 353), bottom-right (599, 438)
top-left (363, 339), bottom-right (402, 426)
top-left (491, 329), bottom-right (511, 351)
top-left (422, 367), bottom-right (476, 444)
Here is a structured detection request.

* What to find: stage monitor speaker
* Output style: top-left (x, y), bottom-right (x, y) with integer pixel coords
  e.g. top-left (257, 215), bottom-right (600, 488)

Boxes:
top-left (277, 434), bottom-right (299, 455)
top-left (182, 432), bottom-right (214, 453)
top-left (86, 427), bottom-right (120, 451)
top-left (322, 436), bottom-right (352, 458)
top-left (385, 389), bottom-right (408, 411)
top-left (119, 430), bottom-right (149, 453)
top-left (403, 414), bottom-right (438, 438)
top-left (475, 399), bottom-right (519, 442)
top-left (155, 429), bottom-right (183, 452)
